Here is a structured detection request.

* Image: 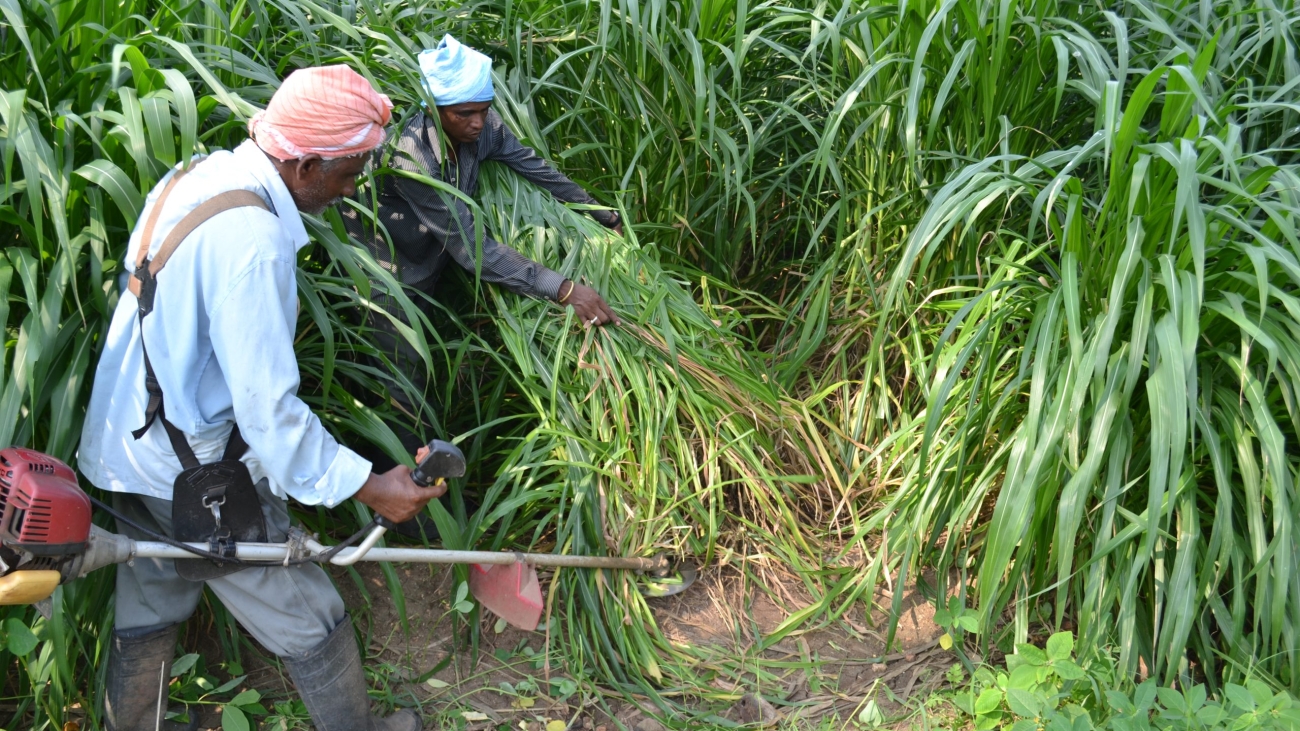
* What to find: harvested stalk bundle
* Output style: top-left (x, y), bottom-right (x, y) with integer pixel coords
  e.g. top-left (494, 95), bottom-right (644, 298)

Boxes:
top-left (399, 160), bottom-right (828, 684)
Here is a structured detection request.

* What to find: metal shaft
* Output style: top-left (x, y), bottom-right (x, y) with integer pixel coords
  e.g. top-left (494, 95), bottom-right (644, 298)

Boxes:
top-left (72, 525), bottom-right (666, 577)
top-left (125, 539), bottom-right (664, 571)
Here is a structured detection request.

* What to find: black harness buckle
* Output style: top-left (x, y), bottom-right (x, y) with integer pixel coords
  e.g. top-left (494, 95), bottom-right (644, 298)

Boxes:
top-left (134, 261), bottom-right (157, 317)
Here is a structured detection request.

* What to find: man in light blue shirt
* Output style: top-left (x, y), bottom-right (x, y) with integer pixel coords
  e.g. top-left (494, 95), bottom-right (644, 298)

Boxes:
top-left (79, 66), bottom-right (431, 731)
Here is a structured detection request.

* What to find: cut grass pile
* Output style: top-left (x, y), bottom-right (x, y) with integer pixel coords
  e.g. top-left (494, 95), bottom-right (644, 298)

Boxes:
top-left (1, 0), bottom-right (1298, 726)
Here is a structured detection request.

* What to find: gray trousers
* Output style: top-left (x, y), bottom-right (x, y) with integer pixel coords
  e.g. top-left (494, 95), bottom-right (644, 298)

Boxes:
top-left (112, 479), bottom-right (346, 657)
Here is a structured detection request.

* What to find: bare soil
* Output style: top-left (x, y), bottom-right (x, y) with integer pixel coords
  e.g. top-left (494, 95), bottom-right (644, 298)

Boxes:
top-left (173, 559), bottom-right (964, 731)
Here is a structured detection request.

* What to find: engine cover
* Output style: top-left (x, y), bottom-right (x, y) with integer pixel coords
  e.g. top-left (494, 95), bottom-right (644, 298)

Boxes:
top-left (0, 447), bottom-right (92, 556)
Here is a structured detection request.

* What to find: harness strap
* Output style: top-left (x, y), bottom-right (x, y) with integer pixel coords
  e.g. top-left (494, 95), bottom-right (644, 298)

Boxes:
top-left (129, 348), bottom-right (166, 440)
top-left (136, 164), bottom-right (197, 271)
top-left (159, 405), bottom-right (202, 471)
top-left (128, 189), bottom-right (271, 298)
top-left (130, 167), bottom-right (186, 438)
top-left (222, 424), bottom-right (249, 461)
top-left (127, 161), bottom-right (273, 469)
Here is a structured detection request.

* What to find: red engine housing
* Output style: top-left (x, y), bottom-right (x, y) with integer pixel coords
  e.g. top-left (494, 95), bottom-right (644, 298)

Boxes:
top-left (0, 448), bottom-right (92, 555)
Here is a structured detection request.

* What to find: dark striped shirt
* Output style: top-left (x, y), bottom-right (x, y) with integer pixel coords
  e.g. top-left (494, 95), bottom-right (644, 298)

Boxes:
top-left (341, 110), bottom-right (617, 298)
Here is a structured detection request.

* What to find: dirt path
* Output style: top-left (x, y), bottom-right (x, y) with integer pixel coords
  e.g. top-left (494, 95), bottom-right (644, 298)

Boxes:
top-left (179, 561), bottom-right (962, 730)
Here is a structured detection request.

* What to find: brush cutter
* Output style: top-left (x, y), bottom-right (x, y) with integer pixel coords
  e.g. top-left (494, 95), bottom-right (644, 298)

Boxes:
top-left (0, 444), bottom-right (694, 630)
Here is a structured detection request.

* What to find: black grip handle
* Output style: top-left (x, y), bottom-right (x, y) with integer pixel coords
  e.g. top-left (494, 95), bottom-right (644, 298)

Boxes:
top-left (411, 439), bottom-right (466, 487)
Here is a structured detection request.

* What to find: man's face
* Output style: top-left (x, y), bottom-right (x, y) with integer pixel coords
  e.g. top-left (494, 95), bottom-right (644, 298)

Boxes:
top-left (280, 154), bottom-right (370, 214)
top-left (437, 102), bottom-right (491, 146)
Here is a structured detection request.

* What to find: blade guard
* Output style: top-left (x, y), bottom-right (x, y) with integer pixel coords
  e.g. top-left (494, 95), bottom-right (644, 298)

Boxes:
top-left (469, 563), bottom-right (543, 631)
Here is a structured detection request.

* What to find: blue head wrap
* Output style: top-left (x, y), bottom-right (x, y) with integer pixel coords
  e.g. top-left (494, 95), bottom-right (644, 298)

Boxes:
top-left (418, 35), bottom-right (495, 107)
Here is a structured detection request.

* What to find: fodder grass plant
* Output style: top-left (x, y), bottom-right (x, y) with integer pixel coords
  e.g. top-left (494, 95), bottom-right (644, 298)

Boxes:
top-left (1, 0), bottom-right (1299, 726)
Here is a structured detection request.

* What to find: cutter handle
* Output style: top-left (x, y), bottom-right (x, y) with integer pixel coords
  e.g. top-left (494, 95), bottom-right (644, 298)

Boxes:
top-left (352, 440), bottom-right (465, 561)
top-left (411, 439), bottom-right (465, 488)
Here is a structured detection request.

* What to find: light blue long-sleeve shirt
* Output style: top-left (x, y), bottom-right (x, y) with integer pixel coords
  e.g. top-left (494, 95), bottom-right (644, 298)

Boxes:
top-left (78, 140), bottom-right (372, 507)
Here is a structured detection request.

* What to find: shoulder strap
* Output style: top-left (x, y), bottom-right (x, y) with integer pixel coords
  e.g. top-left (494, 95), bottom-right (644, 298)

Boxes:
top-left (135, 167), bottom-right (193, 271)
top-left (129, 189), bottom-right (271, 298)
top-left (159, 405), bottom-right (201, 471)
top-left (222, 424), bottom-right (248, 461)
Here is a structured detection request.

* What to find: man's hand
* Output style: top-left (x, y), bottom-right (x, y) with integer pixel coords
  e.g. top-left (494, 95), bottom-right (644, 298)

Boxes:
top-left (604, 211), bottom-right (624, 236)
top-left (562, 280), bottom-right (620, 327)
top-left (354, 461), bottom-right (447, 524)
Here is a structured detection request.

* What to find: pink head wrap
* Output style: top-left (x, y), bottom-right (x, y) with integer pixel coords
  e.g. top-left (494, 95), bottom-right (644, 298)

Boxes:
top-left (248, 65), bottom-right (393, 160)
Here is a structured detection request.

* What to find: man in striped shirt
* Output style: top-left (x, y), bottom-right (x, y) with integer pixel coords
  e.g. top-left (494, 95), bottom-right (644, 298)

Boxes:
top-left (341, 36), bottom-right (623, 481)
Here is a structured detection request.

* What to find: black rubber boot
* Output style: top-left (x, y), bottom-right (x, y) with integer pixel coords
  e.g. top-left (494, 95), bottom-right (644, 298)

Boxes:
top-left (283, 615), bottom-right (420, 731)
top-left (104, 624), bottom-right (197, 731)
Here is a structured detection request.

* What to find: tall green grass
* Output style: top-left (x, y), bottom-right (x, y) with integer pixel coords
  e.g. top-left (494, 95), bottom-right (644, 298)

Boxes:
top-left (0, 1), bottom-right (437, 720)
top-left (855, 0), bottom-right (1300, 692)
top-left (2, 0), bottom-right (1299, 726)
top-left (0, 0), bottom-right (814, 721)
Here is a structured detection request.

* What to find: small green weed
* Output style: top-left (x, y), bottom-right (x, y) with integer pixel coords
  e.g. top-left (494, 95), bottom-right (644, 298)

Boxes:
top-left (262, 699), bottom-right (312, 731)
top-left (0, 618), bottom-right (38, 658)
top-left (933, 597), bottom-right (981, 652)
top-left (166, 652), bottom-right (266, 730)
top-left (953, 633), bottom-right (1300, 730)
